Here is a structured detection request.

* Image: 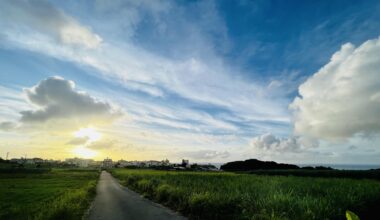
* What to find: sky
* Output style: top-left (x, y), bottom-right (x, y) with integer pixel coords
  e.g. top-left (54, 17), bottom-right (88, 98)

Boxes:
top-left (0, 0), bottom-right (380, 164)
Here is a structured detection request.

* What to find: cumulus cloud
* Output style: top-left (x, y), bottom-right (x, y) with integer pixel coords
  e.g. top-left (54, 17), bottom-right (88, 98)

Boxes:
top-left (290, 37), bottom-right (380, 141)
top-left (20, 76), bottom-right (122, 124)
top-left (0, 76), bottom-right (123, 132)
top-left (251, 133), bottom-right (318, 153)
top-left (0, 0), bottom-right (102, 48)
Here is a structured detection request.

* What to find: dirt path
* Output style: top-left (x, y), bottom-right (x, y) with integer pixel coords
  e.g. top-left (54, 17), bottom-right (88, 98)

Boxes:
top-left (87, 171), bottom-right (186, 220)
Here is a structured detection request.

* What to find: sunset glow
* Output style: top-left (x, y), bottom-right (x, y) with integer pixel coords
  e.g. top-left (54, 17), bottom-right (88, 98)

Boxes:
top-left (73, 146), bottom-right (98, 159)
top-left (0, 0), bottom-right (380, 164)
top-left (74, 128), bottom-right (102, 143)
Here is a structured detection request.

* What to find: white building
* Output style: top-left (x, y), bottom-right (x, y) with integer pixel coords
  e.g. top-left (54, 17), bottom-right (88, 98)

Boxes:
top-left (102, 158), bottom-right (113, 168)
top-left (65, 158), bottom-right (93, 167)
top-left (115, 159), bottom-right (172, 168)
top-left (117, 160), bottom-right (131, 168)
top-left (145, 160), bottom-right (161, 167)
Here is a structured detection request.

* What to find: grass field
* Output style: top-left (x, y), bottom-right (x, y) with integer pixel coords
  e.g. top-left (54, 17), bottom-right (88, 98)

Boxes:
top-left (111, 169), bottom-right (380, 220)
top-left (0, 169), bottom-right (99, 220)
top-left (246, 169), bottom-right (380, 180)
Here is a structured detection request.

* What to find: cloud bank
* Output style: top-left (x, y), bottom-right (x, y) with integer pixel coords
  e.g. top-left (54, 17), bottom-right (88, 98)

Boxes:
top-left (290, 37), bottom-right (380, 141)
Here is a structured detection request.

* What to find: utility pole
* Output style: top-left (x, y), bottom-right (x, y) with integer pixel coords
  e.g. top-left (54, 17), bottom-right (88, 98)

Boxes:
top-left (6, 152), bottom-right (9, 160)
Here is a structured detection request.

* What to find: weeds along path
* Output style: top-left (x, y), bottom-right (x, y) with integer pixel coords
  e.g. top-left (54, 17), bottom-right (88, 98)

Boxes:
top-left (87, 171), bottom-right (186, 220)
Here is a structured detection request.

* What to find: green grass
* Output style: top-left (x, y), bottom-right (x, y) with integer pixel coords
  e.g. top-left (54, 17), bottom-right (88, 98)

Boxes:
top-left (246, 169), bottom-right (380, 180)
top-left (0, 168), bottom-right (99, 220)
top-left (111, 169), bottom-right (380, 220)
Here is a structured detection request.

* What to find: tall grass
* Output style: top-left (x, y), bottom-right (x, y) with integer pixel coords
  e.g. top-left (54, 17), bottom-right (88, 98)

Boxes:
top-left (0, 169), bottom-right (99, 220)
top-left (111, 169), bottom-right (380, 220)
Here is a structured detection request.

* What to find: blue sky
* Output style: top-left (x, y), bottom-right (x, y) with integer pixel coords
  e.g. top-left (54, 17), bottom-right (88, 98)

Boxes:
top-left (0, 0), bottom-right (380, 164)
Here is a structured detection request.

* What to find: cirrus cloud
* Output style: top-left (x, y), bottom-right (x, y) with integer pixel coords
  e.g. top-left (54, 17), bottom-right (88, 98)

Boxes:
top-left (0, 0), bottom-right (102, 48)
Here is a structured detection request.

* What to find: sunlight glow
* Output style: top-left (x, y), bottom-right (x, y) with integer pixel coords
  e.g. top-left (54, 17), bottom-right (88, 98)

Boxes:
top-left (73, 146), bottom-right (98, 158)
top-left (74, 127), bottom-right (101, 142)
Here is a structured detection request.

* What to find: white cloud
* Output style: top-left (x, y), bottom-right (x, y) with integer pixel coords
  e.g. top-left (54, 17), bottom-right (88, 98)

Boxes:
top-left (0, 77), bottom-right (122, 132)
top-left (250, 133), bottom-right (318, 153)
top-left (0, 0), bottom-right (102, 48)
top-left (0, 86), bottom-right (30, 120)
top-left (0, 0), bottom-right (290, 126)
top-left (20, 76), bottom-right (122, 124)
top-left (94, 0), bottom-right (172, 38)
top-left (0, 0), bottom-right (293, 158)
top-left (290, 37), bottom-right (380, 141)
top-left (180, 150), bottom-right (230, 160)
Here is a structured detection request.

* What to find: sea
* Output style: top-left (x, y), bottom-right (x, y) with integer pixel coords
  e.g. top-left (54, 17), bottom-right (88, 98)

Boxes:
top-left (296, 164), bottom-right (380, 170)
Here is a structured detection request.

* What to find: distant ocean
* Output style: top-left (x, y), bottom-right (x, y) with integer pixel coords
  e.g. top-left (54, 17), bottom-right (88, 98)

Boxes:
top-left (297, 164), bottom-right (380, 170)
top-left (209, 163), bottom-right (380, 170)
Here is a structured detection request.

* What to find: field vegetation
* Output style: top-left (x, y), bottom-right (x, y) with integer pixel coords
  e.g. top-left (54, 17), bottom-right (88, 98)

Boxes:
top-left (111, 169), bottom-right (380, 220)
top-left (0, 168), bottom-right (99, 220)
top-left (246, 169), bottom-right (380, 180)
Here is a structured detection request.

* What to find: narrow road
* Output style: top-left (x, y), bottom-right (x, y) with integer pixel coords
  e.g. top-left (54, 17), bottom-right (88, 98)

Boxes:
top-left (87, 171), bottom-right (186, 220)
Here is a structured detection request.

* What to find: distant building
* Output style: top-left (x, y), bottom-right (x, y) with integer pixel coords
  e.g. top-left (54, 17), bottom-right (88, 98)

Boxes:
top-left (182, 159), bottom-right (190, 168)
top-left (84, 160), bottom-right (101, 168)
top-left (162, 159), bottom-right (170, 166)
top-left (32, 158), bottom-right (44, 163)
top-left (102, 158), bottom-right (113, 168)
top-left (146, 160), bottom-right (161, 167)
top-left (65, 157), bottom-right (93, 167)
top-left (10, 158), bottom-right (23, 164)
top-left (129, 161), bottom-right (140, 166)
top-left (116, 159), bottom-right (130, 168)
top-left (25, 159), bottom-right (35, 164)
top-left (115, 159), bottom-right (172, 168)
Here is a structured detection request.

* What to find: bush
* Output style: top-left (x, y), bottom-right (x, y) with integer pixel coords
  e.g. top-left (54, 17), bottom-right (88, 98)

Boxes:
top-left (155, 184), bottom-right (173, 202)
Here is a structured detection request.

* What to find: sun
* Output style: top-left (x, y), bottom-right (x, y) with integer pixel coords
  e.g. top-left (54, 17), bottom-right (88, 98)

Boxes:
top-left (72, 127), bottom-right (101, 158)
top-left (74, 127), bottom-right (101, 142)
top-left (73, 146), bottom-right (98, 159)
